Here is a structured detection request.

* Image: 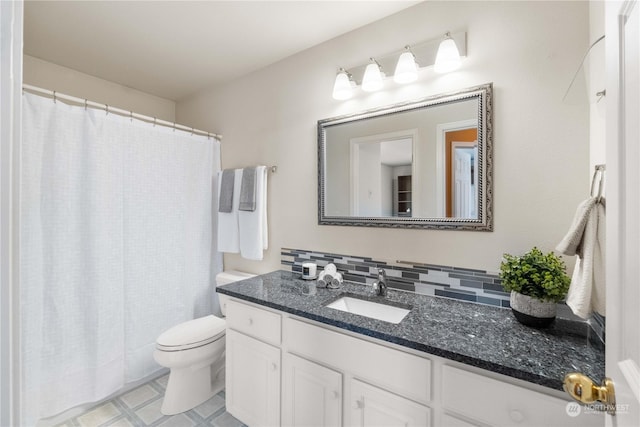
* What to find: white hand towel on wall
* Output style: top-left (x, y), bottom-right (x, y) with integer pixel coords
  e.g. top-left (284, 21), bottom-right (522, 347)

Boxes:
top-left (557, 198), bottom-right (606, 319)
top-left (239, 165), bottom-right (268, 260)
top-left (556, 197), bottom-right (597, 256)
top-left (217, 169), bottom-right (243, 253)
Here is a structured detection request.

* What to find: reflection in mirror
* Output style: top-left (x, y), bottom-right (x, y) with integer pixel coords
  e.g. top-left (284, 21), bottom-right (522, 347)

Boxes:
top-left (318, 83), bottom-right (492, 230)
top-left (350, 132), bottom-right (414, 217)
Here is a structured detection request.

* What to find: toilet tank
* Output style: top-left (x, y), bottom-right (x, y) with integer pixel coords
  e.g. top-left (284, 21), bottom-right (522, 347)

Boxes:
top-left (215, 270), bottom-right (255, 316)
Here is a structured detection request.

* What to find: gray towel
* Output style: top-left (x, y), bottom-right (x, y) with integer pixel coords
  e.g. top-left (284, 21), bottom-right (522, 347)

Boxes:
top-left (218, 169), bottom-right (235, 213)
top-left (239, 167), bottom-right (257, 211)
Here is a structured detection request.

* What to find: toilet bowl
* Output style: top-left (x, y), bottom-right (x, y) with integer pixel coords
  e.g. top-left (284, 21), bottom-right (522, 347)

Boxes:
top-left (153, 270), bottom-right (255, 415)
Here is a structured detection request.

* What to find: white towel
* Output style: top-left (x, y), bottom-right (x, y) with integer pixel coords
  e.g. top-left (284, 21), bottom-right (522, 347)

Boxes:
top-left (217, 169), bottom-right (243, 253)
top-left (239, 166), bottom-right (268, 260)
top-left (561, 201), bottom-right (606, 319)
top-left (556, 197), bottom-right (598, 256)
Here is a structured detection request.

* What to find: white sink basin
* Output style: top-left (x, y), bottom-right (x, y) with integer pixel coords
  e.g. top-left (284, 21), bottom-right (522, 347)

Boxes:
top-left (325, 296), bottom-right (410, 324)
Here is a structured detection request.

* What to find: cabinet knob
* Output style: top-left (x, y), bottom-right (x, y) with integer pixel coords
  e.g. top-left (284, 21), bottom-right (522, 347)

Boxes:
top-left (248, 317), bottom-right (254, 325)
top-left (355, 399), bottom-right (364, 409)
top-left (332, 390), bottom-right (340, 399)
top-left (509, 410), bottom-right (524, 423)
top-left (271, 362), bottom-right (278, 371)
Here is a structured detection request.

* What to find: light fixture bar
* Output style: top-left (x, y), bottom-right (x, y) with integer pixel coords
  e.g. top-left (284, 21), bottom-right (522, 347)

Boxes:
top-left (345, 31), bottom-right (466, 85)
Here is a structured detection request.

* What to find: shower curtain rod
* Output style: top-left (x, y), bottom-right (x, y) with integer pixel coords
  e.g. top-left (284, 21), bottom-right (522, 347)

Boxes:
top-left (22, 84), bottom-right (222, 140)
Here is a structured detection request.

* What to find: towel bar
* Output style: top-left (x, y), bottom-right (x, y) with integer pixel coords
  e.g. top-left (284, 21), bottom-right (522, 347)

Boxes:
top-left (591, 164), bottom-right (606, 202)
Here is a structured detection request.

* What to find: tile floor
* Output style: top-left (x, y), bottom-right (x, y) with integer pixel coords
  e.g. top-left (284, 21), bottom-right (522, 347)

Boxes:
top-left (55, 374), bottom-right (247, 427)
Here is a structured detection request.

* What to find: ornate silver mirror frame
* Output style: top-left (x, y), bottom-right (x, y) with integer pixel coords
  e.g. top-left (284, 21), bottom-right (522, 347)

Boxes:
top-left (318, 83), bottom-right (493, 230)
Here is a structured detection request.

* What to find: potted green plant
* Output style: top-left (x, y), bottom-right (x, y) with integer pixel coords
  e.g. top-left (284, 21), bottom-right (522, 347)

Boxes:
top-left (499, 247), bottom-right (571, 327)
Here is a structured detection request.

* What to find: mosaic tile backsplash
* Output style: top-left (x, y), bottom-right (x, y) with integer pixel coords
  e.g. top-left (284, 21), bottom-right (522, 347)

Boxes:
top-left (281, 248), bottom-right (511, 309)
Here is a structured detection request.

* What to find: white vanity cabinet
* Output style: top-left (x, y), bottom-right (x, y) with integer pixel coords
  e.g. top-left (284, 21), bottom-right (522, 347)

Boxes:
top-left (349, 379), bottom-right (431, 427)
top-left (225, 300), bottom-right (282, 427)
top-left (224, 298), bottom-right (601, 427)
top-left (282, 353), bottom-right (342, 427)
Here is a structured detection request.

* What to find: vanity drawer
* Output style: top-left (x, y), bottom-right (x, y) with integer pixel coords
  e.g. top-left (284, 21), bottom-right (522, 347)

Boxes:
top-left (226, 299), bottom-right (281, 346)
top-left (442, 365), bottom-right (602, 426)
top-left (284, 317), bottom-right (431, 404)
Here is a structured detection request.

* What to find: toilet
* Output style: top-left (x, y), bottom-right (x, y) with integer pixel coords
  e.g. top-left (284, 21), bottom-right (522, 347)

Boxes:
top-left (153, 270), bottom-right (255, 415)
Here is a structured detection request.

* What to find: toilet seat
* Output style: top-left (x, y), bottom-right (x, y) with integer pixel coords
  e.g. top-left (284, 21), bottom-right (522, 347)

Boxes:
top-left (156, 315), bottom-right (226, 352)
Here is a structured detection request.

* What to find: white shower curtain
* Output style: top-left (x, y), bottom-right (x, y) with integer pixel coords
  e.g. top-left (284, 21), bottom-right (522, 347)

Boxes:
top-left (20, 93), bottom-right (222, 424)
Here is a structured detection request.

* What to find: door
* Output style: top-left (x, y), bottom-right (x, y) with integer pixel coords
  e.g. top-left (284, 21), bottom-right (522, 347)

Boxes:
top-left (453, 149), bottom-right (472, 218)
top-left (348, 379), bottom-right (430, 427)
top-left (605, 0), bottom-right (640, 425)
top-left (0, 2), bottom-right (23, 426)
top-left (282, 353), bottom-right (342, 427)
top-left (225, 329), bottom-right (281, 427)
top-left (444, 128), bottom-right (477, 217)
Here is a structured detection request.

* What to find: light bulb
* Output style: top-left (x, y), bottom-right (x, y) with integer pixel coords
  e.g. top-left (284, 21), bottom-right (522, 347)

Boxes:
top-left (434, 32), bottom-right (461, 73)
top-left (332, 68), bottom-right (353, 100)
top-left (362, 60), bottom-right (384, 92)
top-left (394, 49), bottom-right (418, 84)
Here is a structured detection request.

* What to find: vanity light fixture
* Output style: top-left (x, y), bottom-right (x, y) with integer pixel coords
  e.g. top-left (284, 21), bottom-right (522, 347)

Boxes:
top-left (393, 46), bottom-right (419, 84)
top-left (332, 68), bottom-right (354, 100)
top-left (434, 32), bottom-right (462, 73)
top-left (361, 58), bottom-right (384, 92)
top-left (331, 31), bottom-right (466, 100)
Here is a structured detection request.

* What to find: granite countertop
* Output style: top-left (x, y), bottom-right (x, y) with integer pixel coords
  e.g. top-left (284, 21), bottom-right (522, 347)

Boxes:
top-left (217, 270), bottom-right (605, 391)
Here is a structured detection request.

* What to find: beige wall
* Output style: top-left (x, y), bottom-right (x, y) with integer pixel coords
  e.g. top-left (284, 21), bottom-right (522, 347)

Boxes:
top-left (23, 55), bottom-right (175, 122)
top-left (177, 1), bottom-right (590, 274)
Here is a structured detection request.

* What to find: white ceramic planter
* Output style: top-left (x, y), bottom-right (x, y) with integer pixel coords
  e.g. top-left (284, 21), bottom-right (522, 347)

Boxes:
top-left (509, 291), bottom-right (557, 327)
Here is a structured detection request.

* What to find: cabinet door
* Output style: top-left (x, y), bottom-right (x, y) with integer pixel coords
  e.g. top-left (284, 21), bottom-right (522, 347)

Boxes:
top-left (226, 329), bottom-right (281, 427)
top-left (442, 413), bottom-right (483, 427)
top-left (348, 379), bottom-right (430, 427)
top-left (282, 353), bottom-right (342, 427)
top-left (442, 365), bottom-right (602, 427)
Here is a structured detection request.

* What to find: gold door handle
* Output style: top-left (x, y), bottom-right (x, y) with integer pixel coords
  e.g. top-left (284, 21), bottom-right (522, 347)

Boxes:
top-left (563, 372), bottom-right (616, 415)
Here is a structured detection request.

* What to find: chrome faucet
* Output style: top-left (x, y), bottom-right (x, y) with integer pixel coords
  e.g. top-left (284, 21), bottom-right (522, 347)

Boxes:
top-left (372, 268), bottom-right (388, 297)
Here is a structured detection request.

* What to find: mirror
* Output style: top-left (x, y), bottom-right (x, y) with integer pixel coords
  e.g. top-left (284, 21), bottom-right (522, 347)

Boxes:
top-left (318, 83), bottom-right (493, 230)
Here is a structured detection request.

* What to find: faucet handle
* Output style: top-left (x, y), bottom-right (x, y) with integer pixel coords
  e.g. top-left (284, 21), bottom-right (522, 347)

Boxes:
top-left (377, 268), bottom-right (387, 280)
